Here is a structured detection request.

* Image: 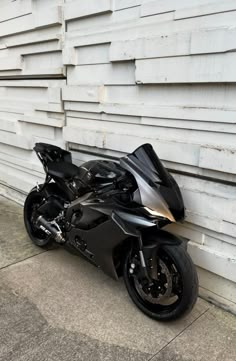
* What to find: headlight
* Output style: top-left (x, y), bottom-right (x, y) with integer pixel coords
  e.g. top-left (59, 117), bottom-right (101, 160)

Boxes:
top-left (144, 207), bottom-right (166, 218)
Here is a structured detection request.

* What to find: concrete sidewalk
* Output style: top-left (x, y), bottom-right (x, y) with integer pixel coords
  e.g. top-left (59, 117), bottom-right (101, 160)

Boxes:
top-left (0, 195), bottom-right (235, 361)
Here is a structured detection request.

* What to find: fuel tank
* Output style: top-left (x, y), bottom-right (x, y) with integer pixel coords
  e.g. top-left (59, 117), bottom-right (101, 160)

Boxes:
top-left (79, 159), bottom-right (126, 185)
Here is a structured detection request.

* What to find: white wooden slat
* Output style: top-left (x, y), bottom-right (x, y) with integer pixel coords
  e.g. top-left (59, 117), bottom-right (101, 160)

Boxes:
top-left (0, 131), bottom-right (32, 150)
top-left (64, 0), bottom-right (112, 21)
top-left (67, 63), bottom-right (136, 85)
top-left (110, 32), bottom-right (190, 61)
top-left (0, 162), bottom-right (44, 193)
top-left (101, 103), bottom-right (236, 124)
top-left (0, 157), bottom-right (43, 179)
top-left (191, 27), bottom-right (236, 54)
top-left (48, 87), bottom-right (61, 104)
top-left (33, 6), bottom-right (63, 29)
top-left (34, 102), bottom-right (64, 113)
top-left (110, 28), bottom-right (236, 62)
top-left (188, 242), bottom-right (236, 283)
top-left (141, 117), bottom-right (236, 133)
top-left (141, 0), bottom-right (180, 17)
top-left (173, 173), bottom-right (236, 202)
top-left (167, 162), bottom-right (236, 190)
top-left (140, 0), bottom-right (228, 18)
top-left (0, 119), bottom-right (17, 133)
top-left (0, 79), bottom-right (61, 88)
top-left (2, 28), bottom-right (62, 48)
top-left (23, 51), bottom-right (63, 72)
top-left (62, 86), bottom-right (104, 103)
top-left (183, 188), bottom-right (236, 226)
top-left (62, 48), bottom-right (77, 66)
top-left (135, 53), bottom-right (236, 83)
top-left (0, 0), bottom-right (32, 23)
top-left (175, 0), bottom-right (236, 20)
top-left (104, 83), bottom-right (236, 108)
top-left (0, 56), bottom-right (22, 71)
top-left (199, 147), bottom-right (236, 174)
top-left (204, 235), bottom-right (236, 257)
top-left (64, 101), bottom-right (100, 113)
top-left (222, 221), bottom-right (236, 239)
top-left (115, 0), bottom-right (142, 11)
top-left (76, 43), bottom-right (110, 65)
top-left (19, 122), bottom-right (55, 140)
top-left (64, 43), bottom-right (111, 67)
top-left (113, 5), bottom-right (141, 22)
top-left (197, 268), bottom-right (236, 313)
top-left (22, 115), bottom-right (64, 128)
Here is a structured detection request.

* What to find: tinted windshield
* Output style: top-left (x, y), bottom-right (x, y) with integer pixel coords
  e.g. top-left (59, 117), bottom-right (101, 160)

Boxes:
top-left (120, 144), bottom-right (184, 222)
top-left (130, 143), bottom-right (171, 186)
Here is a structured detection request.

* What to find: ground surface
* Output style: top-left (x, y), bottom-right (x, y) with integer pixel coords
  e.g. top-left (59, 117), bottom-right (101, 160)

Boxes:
top-left (0, 195), bottom-right (235, 361)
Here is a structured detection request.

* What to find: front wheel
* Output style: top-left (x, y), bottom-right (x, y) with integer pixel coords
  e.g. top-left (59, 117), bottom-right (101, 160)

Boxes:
top-left (123, 243), bottom-right (198, 321)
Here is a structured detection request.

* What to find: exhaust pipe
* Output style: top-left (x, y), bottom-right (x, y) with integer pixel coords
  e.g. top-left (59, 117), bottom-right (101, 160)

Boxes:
top-left (36, 215), bottom-right (65, 243)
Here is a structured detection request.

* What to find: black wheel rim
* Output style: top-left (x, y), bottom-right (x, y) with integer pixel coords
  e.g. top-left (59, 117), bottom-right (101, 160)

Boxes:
top-left (25, 194), bottom-right (50, 244)
top-left (127, 249), bottom-right (184, 314)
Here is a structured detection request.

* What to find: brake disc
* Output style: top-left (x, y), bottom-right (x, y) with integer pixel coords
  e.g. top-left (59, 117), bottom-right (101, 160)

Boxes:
top-left (134, 259), bottom-right (173, 304)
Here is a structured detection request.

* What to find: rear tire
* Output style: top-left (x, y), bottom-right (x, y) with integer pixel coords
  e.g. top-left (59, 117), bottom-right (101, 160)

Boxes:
top-left (123, 243), bottom-right (198, 321)
top-left (24, 187), bottom-right (54, 248)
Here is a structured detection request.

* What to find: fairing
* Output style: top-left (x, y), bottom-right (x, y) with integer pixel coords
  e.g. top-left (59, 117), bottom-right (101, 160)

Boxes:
top-left (120, 144), bottom-right (185, 222)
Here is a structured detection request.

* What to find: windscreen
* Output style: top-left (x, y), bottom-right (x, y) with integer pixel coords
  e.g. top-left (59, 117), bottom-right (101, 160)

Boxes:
top-left (131, 143), bottom-right (171, 186)
top-left (120, 144), bottom-right (184, 222)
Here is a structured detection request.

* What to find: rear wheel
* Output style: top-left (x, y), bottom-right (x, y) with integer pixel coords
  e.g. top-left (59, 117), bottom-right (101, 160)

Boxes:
top-left (24, 188), bottom-right (53, 248)
top-left (123, 243), bottom-right (198, 321)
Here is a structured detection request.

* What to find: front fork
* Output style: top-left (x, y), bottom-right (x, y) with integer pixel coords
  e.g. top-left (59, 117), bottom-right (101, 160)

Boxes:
top-left (129, 234), bottom-right (158, 287)
top-left (111, 211), bottom-right (159, 284)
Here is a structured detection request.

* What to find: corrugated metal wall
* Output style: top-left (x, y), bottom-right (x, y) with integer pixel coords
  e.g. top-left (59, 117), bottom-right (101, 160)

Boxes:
top-left (0, 0), bottom-right (235, 312)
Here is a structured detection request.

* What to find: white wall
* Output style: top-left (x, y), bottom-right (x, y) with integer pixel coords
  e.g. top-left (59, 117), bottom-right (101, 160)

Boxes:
top-left (0, 0), bottom-right (66, 191)
top-left (0, 0), bottom-right (235, 313)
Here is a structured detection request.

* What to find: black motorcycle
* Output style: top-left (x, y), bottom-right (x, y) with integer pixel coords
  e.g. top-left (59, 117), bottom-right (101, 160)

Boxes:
top-left (24, 142), bottom-right (198, 321)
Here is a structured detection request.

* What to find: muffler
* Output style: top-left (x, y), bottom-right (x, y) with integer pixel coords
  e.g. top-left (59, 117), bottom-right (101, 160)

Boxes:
top-left (36, 215), bottom-right (65, 243)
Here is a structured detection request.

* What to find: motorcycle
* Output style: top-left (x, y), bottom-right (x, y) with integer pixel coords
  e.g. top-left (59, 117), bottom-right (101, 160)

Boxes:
top-left (24, 142), bottom-right (198, 321)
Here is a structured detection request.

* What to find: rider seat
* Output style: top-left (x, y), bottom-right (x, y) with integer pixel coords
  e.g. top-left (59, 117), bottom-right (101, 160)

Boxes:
top-left (47, 161), bottom-right (83, 180)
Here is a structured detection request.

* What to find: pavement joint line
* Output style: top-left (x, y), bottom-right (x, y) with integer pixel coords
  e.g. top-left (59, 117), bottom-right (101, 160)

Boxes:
top-left (146, 307), bottom-right (211, 361)
top-left (0, 250), bottom-right (47, 272)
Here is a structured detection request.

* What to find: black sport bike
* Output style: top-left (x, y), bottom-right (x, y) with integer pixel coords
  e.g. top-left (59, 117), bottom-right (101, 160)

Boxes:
top-left (24, 143), bottom-right (198, 321)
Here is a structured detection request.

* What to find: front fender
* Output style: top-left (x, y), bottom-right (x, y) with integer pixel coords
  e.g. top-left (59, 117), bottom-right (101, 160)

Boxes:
top-left (142, 229), bottom-right (186, 279)
top-left (143, 228), bottom-right (184, 246)
top-left (142, 229), bottom-right (186, 260)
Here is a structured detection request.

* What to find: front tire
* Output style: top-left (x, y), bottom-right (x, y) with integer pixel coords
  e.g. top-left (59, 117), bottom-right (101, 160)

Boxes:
top-left (123, 243), bottom-right (198, 321)
top-left (24, 187), bottom-right (53, 248)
